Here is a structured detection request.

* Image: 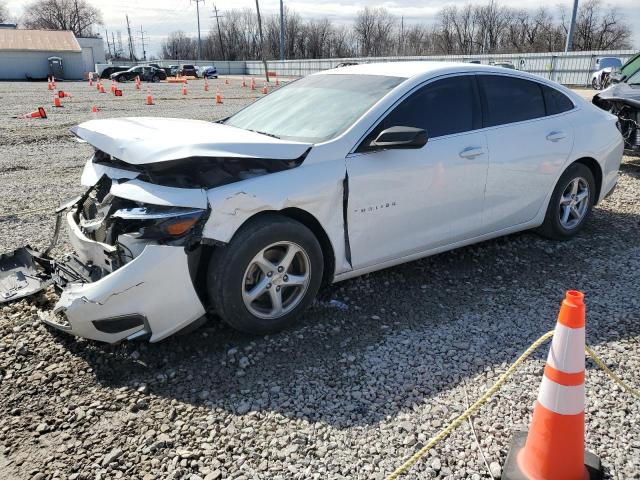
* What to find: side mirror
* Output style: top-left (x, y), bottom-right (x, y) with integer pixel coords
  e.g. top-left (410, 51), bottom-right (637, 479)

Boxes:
top-left (370, 126), bottom-right (428, 150)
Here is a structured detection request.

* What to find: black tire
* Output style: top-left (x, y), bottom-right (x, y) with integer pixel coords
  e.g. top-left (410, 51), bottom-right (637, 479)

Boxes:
top-left (206, 214), bottom-right (323, 335)
top-left (591, 77), bottom-right (599, 90)
top-left (537, 163), bottom-right (596, 240)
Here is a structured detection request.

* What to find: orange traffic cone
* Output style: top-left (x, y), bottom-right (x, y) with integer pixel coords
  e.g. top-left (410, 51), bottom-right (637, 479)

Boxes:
top-left (503, 290), bottom-right (602, 480)
top-left (275, 77), bottom-right (280, 86)
top-left (47, 78), bottom-right (53, 90)
top-left (204, 79), bottom-right (209, 92)
top-left (261, 83), bottom-right (268, 94)
top-left (215, 87), bottom-right (222, 104)
top-left (100, 83), bottom-right (106, 93)
top-left (14, 107), bottom-right (47, 119)
top-left (51, 76), bottom-right (56, 89)
top-left (114, 88), bottom-right (123, 96)
top-left (53, 92), bottom-right (62, 108)
top-left (250, 77), bottom-right (256, 90)
top-left (58, 90), bottom-right (71, 98)
top-left (224, 78), bottom-right (229, 85)
top-left (182, 84), bottom-right (188, 96)
top-left (89, 76), bottom-right (93, 87)
top-left (135, 76), bottom-right (141, 90)
top-left (91, 105), bottom-right (98, 114)
top-left (96, 80), bottom-right (101, 91)
top-left (242, 77), bottom-right (246, 88)
top-left (146, 87), bottom-right (154, 105)
top-left (110, 81), bottom-right (116, 93)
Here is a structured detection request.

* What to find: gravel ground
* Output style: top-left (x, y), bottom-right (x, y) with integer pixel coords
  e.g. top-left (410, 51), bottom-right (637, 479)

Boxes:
top-left (0, 79), bottom-right (639, 480)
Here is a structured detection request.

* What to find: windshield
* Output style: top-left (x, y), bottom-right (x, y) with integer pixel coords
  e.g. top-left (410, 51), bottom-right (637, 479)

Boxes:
top-left (621, 54), bottom-right (640, 78)
top-left (627, 70), bottom-right (640, 85)
top-left (224, 74), bottom-right (404, 143)
top-left (598, 57), bottom-right (622, 70)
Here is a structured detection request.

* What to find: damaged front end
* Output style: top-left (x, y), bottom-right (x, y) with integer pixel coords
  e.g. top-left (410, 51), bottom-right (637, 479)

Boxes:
top-left (1, 176), bottom-right (209, 343)
top-left (593, 83), bottom-right (640, 153)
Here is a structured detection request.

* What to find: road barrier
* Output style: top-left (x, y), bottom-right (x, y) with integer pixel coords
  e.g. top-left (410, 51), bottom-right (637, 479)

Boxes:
top-left (386, 291), bottom-right (639, 479)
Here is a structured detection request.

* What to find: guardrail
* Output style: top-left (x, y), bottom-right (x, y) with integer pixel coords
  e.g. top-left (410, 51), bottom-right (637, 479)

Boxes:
top-left (97, 49), bottom-right (638, 86)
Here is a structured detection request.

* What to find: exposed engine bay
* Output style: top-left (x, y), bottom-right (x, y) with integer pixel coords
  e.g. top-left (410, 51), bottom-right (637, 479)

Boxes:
top-left (593, 83), bottom-right (640, 152)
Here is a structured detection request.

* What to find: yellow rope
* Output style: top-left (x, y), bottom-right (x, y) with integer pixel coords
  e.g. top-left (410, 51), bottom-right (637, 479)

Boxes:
top-left (585, 345), bottom-right (640, 399)
top-left (386, 330), bottom-right (555, 480)
top-left (386, 333), bottom-right (640, 479)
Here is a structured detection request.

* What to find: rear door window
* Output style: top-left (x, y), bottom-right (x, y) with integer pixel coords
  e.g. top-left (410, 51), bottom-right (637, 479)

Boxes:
top-left (478, 75), bottom-right (546, 127)
top-left (542, 85), bottom-right (575, 115)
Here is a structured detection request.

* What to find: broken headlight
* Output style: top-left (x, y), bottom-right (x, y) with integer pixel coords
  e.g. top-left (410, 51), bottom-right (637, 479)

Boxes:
top-left (111, 206), bottom-right (207, 242)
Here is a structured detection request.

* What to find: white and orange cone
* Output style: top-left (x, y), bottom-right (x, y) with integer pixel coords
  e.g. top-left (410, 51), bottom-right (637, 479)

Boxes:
top-left (242, 77), bottom-right (247, 88)
top-left (204, 78), bottom-right (209, 92)
top-left (250, 77), bottom-right (256, 90)
top-left (261, 83), bottom-right (268, 94)
top-left (182, 83), bottom-right (188, 96)
top-left (53, 91), bottom-right (62, 108)
top-left (215, 86), bottom-right (222, 104)
top-left (503, 290), bottom-right (602, 480)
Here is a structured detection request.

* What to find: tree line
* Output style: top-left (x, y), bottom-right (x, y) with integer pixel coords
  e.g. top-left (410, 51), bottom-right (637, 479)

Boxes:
top-left (161, 0), bottom-right (632, 62)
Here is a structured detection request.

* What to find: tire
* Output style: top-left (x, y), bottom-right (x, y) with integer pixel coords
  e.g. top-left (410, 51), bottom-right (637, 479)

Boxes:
top-left (206, 214), bottom-right (324, 335)
top-left (537, 163), bottom-right (596, 240)
top-left (591, 77), bottom-right (599, 90)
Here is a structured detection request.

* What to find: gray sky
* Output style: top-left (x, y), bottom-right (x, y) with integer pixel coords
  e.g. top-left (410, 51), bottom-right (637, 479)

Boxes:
top-left (7, 0), bottom-right (640, 57)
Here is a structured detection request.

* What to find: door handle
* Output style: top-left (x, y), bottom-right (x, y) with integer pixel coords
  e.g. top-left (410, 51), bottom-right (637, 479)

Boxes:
top-left (546, 131), bottom-right (567, 142)
top-left (459, 146), bottom-right (485, 159)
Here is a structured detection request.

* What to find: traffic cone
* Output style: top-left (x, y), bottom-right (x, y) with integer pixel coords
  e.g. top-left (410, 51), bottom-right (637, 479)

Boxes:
top-left (204, 79), bottom-right (209, 92)
top-left (51, 75), bottom-right (56, 88)
top-left (58, 90), bottom-right (71, 98)
top-left (250, 77), bottom-right (255, 90)
top-left (99, 83), bottom-right (106, 93)
top-left (182, 83), bottom-right (188, 96)
top-left (275, 77), bottom-right (280, 86)
top-left (261, 83), bottom-right (268, 94)
top-left (14, 107), bottom-right (47, 119)
top-left (47, 77), bottom-right (53, 90)
top-left (135, 76), bottom-right (141, 90)
top-left (114, 88), bottom-right (123, 96)
top-left (53, 92), bottom-right (62, 108)
top-left (91, 105), bottom-right (98, 114)
top-left (242, 77), bottom-right (246, 88)
top-left (96, 80), bottom-right (101, 91)
top-left (110, 80), bottom-right (116, 93)
top-left (502, 290), bottom-right (602, 480)
top-left (146, 87), bottom-right (154, 105)
top-left (215, 86), bottom-right (222, 104)
top-left (224, 78), bottom-right (229, 85)
top-left (89, 76), bottom-right (93, 87)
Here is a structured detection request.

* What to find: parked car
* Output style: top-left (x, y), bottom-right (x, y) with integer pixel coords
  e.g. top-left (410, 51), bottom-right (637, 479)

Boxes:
top-left (99, 66), bottom-right (130, 79)
top-left (490, 61), bottom-right (515, 69)
top-left (201, 66), bottom-right (218, 79)
top-left (593, 69), bottom-right (640, 152)
top-left (604, 52), bottom-right (640, 88)
top-left (110, 65), bottom-right (167, 82)
top-left (1, 62), bottom-right (623, 343)
top-left (178, 64), bottom-right (199, 77)
top-left (169, 65), bottom-right (179, 76)
top-left (590, 57), bottom-right (623, 89)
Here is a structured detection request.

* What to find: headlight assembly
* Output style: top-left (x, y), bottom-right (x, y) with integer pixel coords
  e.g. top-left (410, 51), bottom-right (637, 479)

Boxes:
top-left (111, 206), bottom-right (207, 241)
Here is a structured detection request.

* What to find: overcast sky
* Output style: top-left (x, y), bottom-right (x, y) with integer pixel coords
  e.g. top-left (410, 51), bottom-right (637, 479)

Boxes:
top-left (6, 0), bottom-right (640, 57)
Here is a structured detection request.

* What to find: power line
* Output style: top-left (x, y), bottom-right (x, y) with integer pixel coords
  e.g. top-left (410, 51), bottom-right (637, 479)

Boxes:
top-left (279, 0), bottom-right (284, 61)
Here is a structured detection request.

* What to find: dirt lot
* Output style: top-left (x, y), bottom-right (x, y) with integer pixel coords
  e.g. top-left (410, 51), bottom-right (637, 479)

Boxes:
top-left (0, 79), bottom-right (639, 480)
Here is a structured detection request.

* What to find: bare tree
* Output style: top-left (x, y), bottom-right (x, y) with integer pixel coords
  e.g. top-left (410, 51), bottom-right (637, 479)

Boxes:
top-left (0, 1), bottom-right (9, 23)
top-left (22, 0), bottom-right (102, 37)
top-left (561, 0), bottom-right (631, 50)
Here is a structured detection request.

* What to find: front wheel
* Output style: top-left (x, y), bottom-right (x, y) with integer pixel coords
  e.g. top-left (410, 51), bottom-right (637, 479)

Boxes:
top-left (537, 163), bottom-right (596, 240)
top-left (591, 77), bottom-right (599, 90)
top-left (206, 214), bottom-right (324, 335)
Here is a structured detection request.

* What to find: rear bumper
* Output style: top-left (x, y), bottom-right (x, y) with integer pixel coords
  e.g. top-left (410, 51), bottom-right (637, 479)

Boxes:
top-left (42, 212), bottom-right (206, 343)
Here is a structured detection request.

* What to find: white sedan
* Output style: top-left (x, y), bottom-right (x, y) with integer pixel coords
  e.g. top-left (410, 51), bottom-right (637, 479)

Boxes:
top-left (2, 62), bottom-right (623, 343)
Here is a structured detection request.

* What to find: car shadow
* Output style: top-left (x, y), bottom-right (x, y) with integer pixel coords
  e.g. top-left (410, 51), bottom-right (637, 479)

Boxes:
top-left (47, 196), bottom-right (640, 429)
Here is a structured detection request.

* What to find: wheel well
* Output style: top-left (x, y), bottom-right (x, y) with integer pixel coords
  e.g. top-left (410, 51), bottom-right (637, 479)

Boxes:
top-left (278, 207), bottom-right (336, 286)
top-left (573, 157), bottom-right (603, 203)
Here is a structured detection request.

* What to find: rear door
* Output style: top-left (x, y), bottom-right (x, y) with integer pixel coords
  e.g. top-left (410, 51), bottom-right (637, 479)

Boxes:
top-left (346, 74), bottom-right (489, 269)
top-left (478, 74), bottom-right (575, 232)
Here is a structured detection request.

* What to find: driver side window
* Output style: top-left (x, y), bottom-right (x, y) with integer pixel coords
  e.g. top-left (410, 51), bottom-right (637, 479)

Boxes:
top-left (357, 75), bottom-right (481, 152)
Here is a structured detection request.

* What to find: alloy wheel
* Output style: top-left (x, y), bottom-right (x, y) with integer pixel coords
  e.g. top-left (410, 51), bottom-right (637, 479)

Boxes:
top-left (558, 177), bottom-right (590, 229)
top-left (241, 241), bottom-right (311, 319)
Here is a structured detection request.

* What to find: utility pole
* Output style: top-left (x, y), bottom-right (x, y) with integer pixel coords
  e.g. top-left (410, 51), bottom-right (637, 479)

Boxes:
top-left (255, 0), bottom-right (269, 82)
top-left (565, 0), bottom-right (579, 52)
top-left (211, 3), bottom-right (226, 60)
top-left (126, 15), bottom-right (135, 61)
top-left (74, 0), bottom-right (82, 37)
top-left (279, 0), bottom-right (284, 61)
top-left (116, 32), bottom-right (123, 58)
top-left (192, 0), bottom-right (205, 60)
top-left (105, 29), bottom-right (111, 58)
top-left (139, 27), bottom-right (148, 61)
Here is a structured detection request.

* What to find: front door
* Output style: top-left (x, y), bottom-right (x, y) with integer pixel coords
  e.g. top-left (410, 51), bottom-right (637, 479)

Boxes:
top-left (346, 75), bottom-right (489, 269)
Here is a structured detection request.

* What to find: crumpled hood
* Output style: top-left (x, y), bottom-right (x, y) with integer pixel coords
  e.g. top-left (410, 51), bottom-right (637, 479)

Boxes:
top-left (71, 117), bottom-right (312, 165)
top-left (593, 82), bottom-right (640, 109)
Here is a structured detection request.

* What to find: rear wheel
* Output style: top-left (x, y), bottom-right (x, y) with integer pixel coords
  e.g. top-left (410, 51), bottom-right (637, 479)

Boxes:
top-left (537, 163), bottom-right (596, 240)
top-left (207, 214), bottom-right (323, 335)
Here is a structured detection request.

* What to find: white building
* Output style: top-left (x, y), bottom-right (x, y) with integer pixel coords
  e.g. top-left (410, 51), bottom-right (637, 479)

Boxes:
top-left (0, 28), bottom-right (105, 80)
